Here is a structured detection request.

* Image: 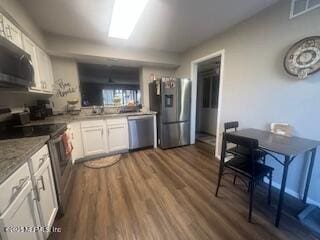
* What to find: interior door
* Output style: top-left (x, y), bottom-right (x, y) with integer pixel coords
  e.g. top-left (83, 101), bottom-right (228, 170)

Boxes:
top-left (0, 181), bottom-right (43, 240)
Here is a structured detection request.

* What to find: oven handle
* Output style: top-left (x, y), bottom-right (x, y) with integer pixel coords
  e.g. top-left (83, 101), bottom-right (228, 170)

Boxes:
top-left (50, 134), bottom-right (63, 144)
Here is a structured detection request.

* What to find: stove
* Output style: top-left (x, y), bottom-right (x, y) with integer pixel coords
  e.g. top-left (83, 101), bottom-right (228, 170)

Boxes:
top-left (0, 123), bottom-right (67, 140)
top-left (0, 122), bottom-right (73, 216)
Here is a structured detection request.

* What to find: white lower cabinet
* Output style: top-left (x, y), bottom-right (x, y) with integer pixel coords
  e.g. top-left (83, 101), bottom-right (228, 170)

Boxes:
top-left (0, 145), bottom-right (58, 240)
top-left (106, 118), bottom-right (129, 152)
top-left (81, 120), bottom-right (107, 156)
top-left (0, 181), bottom-right (42, 240)
top-left (68, 122), bottom-right (84, 162)
top-left (33, 159), bottom-right (58, 239)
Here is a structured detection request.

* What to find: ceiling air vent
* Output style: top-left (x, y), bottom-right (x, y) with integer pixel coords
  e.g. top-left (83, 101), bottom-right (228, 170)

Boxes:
top-left (290, 0), bottom-right (320, 18)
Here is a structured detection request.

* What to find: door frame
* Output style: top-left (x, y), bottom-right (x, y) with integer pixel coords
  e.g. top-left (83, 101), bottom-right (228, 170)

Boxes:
top-left (190, 49), bottom-right (225, 159)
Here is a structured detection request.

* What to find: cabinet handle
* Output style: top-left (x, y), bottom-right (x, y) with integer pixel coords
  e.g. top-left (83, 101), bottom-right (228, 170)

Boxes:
top-left (37, 176), bottom-right (46, 191)
top-left (38, 157), bottom-right (45, 169)
top-left (10, 177), bottom-right (29, 202)
top-left (5, 25), bottom-right (12, 39)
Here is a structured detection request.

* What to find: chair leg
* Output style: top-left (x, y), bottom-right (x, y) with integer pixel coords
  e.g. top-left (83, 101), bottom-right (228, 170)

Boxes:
top-left (248, 180), bottom-right (254, 223)
top-left (268, 172), bottom-right (273, 205)
top-left (215, 166), bottom-right (223, 197)
top-left (233, 175), bottom-right (237, 185)
top-left (247, 182), bottom-right (251, 192)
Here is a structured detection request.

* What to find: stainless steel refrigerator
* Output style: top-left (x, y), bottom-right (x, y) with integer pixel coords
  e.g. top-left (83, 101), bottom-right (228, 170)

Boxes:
top-left (149, 77), bottom-right (191, 149)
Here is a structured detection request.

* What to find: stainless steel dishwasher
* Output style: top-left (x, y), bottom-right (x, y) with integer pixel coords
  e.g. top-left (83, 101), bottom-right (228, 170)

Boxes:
top-left (128, 115), bottom-right (154, 150)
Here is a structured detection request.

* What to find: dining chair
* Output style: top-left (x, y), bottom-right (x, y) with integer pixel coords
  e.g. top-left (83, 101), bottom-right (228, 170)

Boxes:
top-left (215, 132), bottom-right (274, 222)
top-left (224, 121), bottom-right (267, 185)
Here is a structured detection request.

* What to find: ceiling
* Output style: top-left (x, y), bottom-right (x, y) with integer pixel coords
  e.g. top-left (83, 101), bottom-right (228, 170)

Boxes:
top-left (19, 0), bottom-right (278, 53)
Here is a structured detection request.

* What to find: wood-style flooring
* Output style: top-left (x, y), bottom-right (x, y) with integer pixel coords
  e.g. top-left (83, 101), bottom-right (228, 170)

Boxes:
top-left (50, 143), bottom-right (318, 240)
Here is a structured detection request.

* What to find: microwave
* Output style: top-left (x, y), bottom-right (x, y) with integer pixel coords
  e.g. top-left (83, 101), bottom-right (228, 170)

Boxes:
top-left (0, 36), bottom-right (34, 88)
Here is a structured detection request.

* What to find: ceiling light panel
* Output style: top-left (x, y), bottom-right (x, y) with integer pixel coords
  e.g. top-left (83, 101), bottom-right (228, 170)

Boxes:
top-left (108, 0), bottom-right (149, 39)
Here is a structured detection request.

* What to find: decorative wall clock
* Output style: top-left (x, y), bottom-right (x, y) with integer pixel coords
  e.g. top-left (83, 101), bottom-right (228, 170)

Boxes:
top-left (284, 36), bottom-right (320, 79)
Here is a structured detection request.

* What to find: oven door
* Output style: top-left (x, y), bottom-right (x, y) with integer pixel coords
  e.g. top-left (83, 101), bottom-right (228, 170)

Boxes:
top-left (48, 133), bottom-right (73, 214)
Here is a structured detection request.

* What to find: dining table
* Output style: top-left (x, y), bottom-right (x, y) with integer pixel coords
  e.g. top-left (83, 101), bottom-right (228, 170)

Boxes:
top-left (231, 128), bottom-right (320, 227)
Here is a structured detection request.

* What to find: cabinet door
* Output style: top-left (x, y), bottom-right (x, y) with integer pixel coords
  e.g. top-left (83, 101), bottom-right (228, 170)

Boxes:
top-left (36, 47), bottom-right (54, 93)
top-left (81, 126), bottom-right (106, 156)
top-left (68, 122), bottom-right (84, 162)
top-left (0, 14), bottom-right (5, 37)
top-left (2, 16), bottom-right (22, 49)
top-left (107, 124), bottom-right (129, 152)
top-left (0, 181), bottom-right (43, 240)
top-left (22, 35), bottom-right (41, 92)
top-left (34, 159), bottom-right (58, 239)
top-left (44, 54), bottom-right (54, 93)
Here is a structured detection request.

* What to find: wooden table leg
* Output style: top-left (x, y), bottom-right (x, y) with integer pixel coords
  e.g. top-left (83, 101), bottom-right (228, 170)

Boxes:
top-left (303, 148), bottom-right (317, 203)
top-left (275, 156), bottom-right (290, 227)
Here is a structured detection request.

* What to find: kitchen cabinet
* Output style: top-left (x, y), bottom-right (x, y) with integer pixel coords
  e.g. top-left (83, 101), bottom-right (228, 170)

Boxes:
top-left (36, 47), bottom-right (54, 94)
top-left (106, 118), bottom-right (129, 152)
top-left (68, 122), bottom-right (84, 162)
top-left (0, 163), bottom-right (42, 240)
top-left (22, 34), bottom-right (42, 92)
top-left (81, 120), bottom-right (107, 156)
top-left (0, 14), bottom-right (5, 38)
top-left (0, 181), bottom-right (43, 240)
top-left (2, 15), bottom-right (22, 49)
top-left (33, 158), bottom-right (58, 239)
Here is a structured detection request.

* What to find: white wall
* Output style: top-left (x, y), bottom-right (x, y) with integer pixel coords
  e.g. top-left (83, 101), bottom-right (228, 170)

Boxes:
top-left (45, 33), bottom-right (181, 68)
top-left (176, 0), bottom-right (320, 205)
top-left (140, 66), bottom-right (176, 110)
top-left (50, 57), bottom-right (81, 112)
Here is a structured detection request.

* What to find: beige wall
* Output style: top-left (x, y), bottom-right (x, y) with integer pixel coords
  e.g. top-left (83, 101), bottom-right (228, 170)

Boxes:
top-left (176, 0), bottom-right (320, 205)
top-left (0, 0), bottom-right (45, 48)
top-left (140, 66), bottom-right (176, 110)
top-left (50, 57), bottom-right (81, 112)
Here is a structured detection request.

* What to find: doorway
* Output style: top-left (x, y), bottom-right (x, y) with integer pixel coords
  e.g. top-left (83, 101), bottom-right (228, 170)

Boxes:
top-left (190, 49), bottom-right (225, 158)
top-left (195, 56), bottom-right (221, 149)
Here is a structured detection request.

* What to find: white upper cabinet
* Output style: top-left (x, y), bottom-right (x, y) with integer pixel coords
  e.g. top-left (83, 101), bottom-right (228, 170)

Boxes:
top-left (81, 120), bottom-right (107, 156)
top-left (0, 14), bottom-right (5, 38)
top-left (106, 118), bottom-right (129, 152)
top-left (2, 14), bottom-right (22, 49)
top-left (36, 47), bottom-right (54, 94)
top-left (22, 34), bottom-right (42, 91)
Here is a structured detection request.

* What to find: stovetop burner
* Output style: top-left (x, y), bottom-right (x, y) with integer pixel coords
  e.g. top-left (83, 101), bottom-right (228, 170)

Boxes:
top-left (0, 123), bottom-right (67, 140)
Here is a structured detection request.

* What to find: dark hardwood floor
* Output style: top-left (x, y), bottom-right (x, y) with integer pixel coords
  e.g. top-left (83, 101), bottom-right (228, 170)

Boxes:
top-left (50, 143), bottom-right (318, 240)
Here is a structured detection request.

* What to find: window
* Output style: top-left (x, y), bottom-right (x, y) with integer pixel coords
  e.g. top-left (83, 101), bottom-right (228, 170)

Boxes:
top-left (102, 89), bottom-right (141, 106)
top-left (78, 63), bottom-right (140, 107)
top-left (290, 0), bottom-right (320, 18)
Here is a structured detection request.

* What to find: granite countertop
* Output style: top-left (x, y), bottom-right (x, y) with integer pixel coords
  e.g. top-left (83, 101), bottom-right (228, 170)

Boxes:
top-left (0, 136), bottom-right (50, 184)
top-left (25, 111), bottom-right (157, 126)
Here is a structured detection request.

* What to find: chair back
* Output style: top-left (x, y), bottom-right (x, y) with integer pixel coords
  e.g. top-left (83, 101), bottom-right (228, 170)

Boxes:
top-left (221, 132), bottom-right (259, 175)
top-left (224, 121), bottom-right (239, 132)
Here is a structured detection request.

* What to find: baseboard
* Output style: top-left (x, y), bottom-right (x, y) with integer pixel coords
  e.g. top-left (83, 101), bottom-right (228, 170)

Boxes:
top-left (263, 177), bottom-right (320, 207)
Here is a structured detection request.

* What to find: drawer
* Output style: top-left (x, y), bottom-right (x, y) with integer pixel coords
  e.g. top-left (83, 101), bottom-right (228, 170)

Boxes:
top-left (81, 120), bottom-right (104, 128)
top-left (30, 144), bottom-right (50, 174)
top-left (0, 163), bottom-right (31, 214)
top-left (106, 117), bottom-right (128, 126)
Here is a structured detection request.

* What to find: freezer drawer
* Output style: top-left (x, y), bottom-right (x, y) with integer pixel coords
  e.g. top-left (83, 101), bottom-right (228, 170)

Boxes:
top-left (128, 115), bottom-right (154, 150)
top-left (160, 121), bottom-right (190, 149)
